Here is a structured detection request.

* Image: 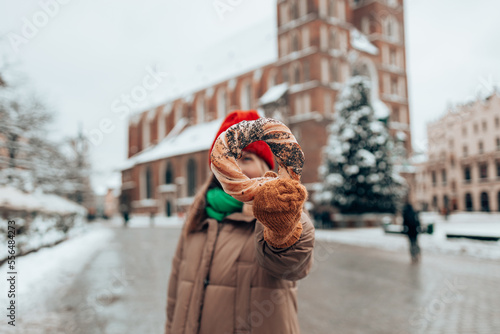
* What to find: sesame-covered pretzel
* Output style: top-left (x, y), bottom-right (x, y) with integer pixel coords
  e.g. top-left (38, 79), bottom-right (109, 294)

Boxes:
top-left (210, 118), bottom-right (305, 203)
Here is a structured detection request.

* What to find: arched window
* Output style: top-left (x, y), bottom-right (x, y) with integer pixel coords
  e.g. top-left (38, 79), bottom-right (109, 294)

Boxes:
top-left (175, 103), bottom-right (183, 124)
top-left (187, 158), bottom-right (197, 197)
top-left (291, 0), bottom-right (299, 20)
top-left (383, 16), bottom-right (399, 41)
top-left (142, 119), bottom-right (151, 148)
top-left (329, 28), bottom-right (337, 49)
top-left (330, 60), bottom-right (339, 83)
top-left (292, 63), bottom-right (301, 84)
top-left (361, 17), bottom-right (371, 35)
top-left (328, 0), bottom-right (336, 18)
top-left (465, 193), bottom-right (473, 212)
top-left (497, 191), bottom-right (500, 212)
top-left (292, 31), bottom-right (300, 52)
top-left (165, 162), bottom-right (173, 184)
top-left (217, 88), bottom-right (227, 118)
top-left (240, 80), bottom-right (252, 110)
top-left (165, 201), bottom-right (172, 217)
top-left (480, 192), bottom-right (490, 212)
top-left (267, 69), bottom-right (277, 88)
top-left (145, 165), bottom-right (153, 199)
top-left (196, 96), bottom-right (205, 124)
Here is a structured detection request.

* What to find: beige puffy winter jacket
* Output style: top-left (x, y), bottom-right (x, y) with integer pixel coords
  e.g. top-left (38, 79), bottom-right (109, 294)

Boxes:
top-left (164, 211), bottom-right (315, 334)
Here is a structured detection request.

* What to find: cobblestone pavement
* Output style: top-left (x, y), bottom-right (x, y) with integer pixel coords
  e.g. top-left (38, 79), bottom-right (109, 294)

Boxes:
top-left (6, 224), bottom-right (500, 333)
top-left (298, 238), bottom-right (500, 334)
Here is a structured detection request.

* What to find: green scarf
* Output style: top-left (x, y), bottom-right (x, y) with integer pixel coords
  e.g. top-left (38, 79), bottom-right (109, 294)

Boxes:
top-left (205, 187), bottom-right (243, 221)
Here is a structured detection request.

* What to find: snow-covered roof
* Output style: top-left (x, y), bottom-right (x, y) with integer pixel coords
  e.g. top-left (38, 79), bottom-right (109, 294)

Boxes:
top-left (350, 29), bottom-right (379, 56)
top-left (121, 118), bottom-right (224, 169)
top-left (0, 186), bottom-right (87, 215)
top-left (259, 83), bottom-right (288, 105)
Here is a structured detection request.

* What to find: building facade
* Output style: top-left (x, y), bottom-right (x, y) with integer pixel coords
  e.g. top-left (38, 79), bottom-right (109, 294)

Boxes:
top-left (414, 93), bottom-right (500, 212)
top-left (121, 0), bottom-right (412, 216)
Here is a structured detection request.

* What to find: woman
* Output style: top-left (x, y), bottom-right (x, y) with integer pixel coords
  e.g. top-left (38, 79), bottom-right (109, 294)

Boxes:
top-left (164, 110), bottom-right (315, 334)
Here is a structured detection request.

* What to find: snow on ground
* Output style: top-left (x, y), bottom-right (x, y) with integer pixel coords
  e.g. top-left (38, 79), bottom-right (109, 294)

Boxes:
top-left (0, 225), bottom-right (114, 317)
top-left (315, 212), bottom-right (500, 261)
top-left (108, 214), bottom-right (184, 228)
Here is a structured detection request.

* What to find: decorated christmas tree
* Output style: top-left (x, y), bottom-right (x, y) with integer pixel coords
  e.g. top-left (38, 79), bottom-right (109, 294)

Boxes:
top-left (314, 76), bottom-right (406, 214)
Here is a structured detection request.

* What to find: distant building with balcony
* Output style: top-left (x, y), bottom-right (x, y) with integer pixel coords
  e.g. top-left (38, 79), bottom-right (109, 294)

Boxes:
top-left (414, 92), bottom-right (500, 212)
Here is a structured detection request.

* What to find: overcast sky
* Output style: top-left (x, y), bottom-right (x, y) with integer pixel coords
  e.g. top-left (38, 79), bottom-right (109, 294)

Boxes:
top-left (1, 0), bottom-right (499, 194)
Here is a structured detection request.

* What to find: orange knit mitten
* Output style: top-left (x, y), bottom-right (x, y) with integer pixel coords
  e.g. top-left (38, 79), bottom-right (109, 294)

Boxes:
top-left (252, 171), bottom-right (307, 249)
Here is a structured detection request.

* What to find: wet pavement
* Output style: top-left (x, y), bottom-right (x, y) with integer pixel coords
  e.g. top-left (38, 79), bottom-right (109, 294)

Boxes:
top-left (5, 223), bottom-right (500, 333)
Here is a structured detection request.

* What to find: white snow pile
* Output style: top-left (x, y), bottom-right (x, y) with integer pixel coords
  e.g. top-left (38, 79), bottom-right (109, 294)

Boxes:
top-left (350, 29), bottom-right (379, 55)
top-left (0, 186), bottom-right (87, 215)
top-left (259, 83), bottom-right (288, 105)
top-left (315, 212), bottom-right (500, 261)
top-left (0, 226), bottom-right (114, 317)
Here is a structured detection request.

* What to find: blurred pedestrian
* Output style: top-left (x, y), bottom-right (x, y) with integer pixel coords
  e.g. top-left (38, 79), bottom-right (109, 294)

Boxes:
top-left (403, 201), bottom-right (421, 264)
top-left (119, 194), bottom-right (130, 228)
top-left (164, 111), bottom-right (315, 334)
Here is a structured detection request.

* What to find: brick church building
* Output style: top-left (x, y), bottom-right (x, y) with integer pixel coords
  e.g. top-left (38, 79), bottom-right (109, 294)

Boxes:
top-left (121, 0), bottom-right (411, 217)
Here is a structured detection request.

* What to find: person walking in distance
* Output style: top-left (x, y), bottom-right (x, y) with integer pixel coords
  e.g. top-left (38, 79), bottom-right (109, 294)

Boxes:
top-left (403, 200), bottom-right (421, 264)
top-left (164, 110), bottom-right (315, 334)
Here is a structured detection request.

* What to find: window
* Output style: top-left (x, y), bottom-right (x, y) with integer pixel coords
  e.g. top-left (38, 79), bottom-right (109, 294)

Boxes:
top-left (432, 171), bottom-right (437, 187)
top-left (196, 96), bottom-right (205, 124)
top-left (432, 196), bottom-right (438, 209)
top-left (383, 16), bottom-right (399, 41)
top-left (463, 145), bottom-right (468, 157)
top-left (267, 69), bottom-right (277, 88)
top-left (293, 65), bottom-right (301, 84)
top-left (473, 123), bottom-right (478, 133)
top-left (479, 141), bottom-right (484, 154)
top-left (479, 163), bottom-right (488, 180)
top-left (361, 17), bottom-right (370, 35)
top-left (328, 0), bottom-right (336, 17)
top-left (330, 28), bottom-right (337, 49)
top-left (165, 162), bottom-right (174, 184)
top-left (300, 0), bottom-right (308, 16)
top-left (465, 193), bottom-right (473, 212)
top-left (217, 88), bottom-right (227, 118)
top-left (464, 166), bottom-right (471, 182)
top-left (302, 27), bottom-right (310, 48)
top-left (291, 0), bottom-right (299, 20)
top-left (145, 165), bottom-right (153, 199)
top-left (482, 121), bottom-right (487, 131)
top-left (321, 58), bottom-right (329, 84)
top-left (498, 191), bottom-right (500, 212)
top-left (142, 119), bottom-right (151, 148)
top-left (324, 93), bottom-right (332, 115)
top-left (496, 137), bottom-right (500, 150)
top-left (496, 160), bottom-right (500, 178)
top-left (480, 192), bottom-right (490, 212)
top-left (441, 169), bottom-right (447, 186)
top-left (282, 66), bottom-right (289, 83)
top-left (392, 106), bottom-right (400, 122)
top-left (389, 48), bottom-right (397, 66)
top-left (240, 81), bottom-right (252, 110)
top-left (391, 77), bottom-right (398, 95)
top-left (330, 60), bottom-right (339, 82)
top-left (187, 159), bottom-right (197, 197)
top-left (292, 32), bottom-right (299, 52)
top-left (303, 61), bottom-right (310, 81)
top-left (495, 116), bottom-right (499, 128)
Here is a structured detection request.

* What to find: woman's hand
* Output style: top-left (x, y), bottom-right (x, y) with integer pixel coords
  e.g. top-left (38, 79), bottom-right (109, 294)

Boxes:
top-left (252, 171), bottom-right (308, 249)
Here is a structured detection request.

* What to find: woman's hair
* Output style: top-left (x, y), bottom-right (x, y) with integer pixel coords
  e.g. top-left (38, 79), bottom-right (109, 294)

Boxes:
top-left (182, 155), bottom-right (271, 238)
top-left (182, 173), bottom-right (221, 238)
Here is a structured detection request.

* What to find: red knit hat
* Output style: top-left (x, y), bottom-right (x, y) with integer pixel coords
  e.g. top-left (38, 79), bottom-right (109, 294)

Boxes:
top-left (209, 110), bottom-right (275, 170)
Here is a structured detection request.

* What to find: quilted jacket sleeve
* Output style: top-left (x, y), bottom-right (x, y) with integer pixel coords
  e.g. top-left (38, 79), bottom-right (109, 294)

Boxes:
top-left (165, 232), bottom-right (184, 334)
top-left (254, 211), bottom-right (315, 281)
